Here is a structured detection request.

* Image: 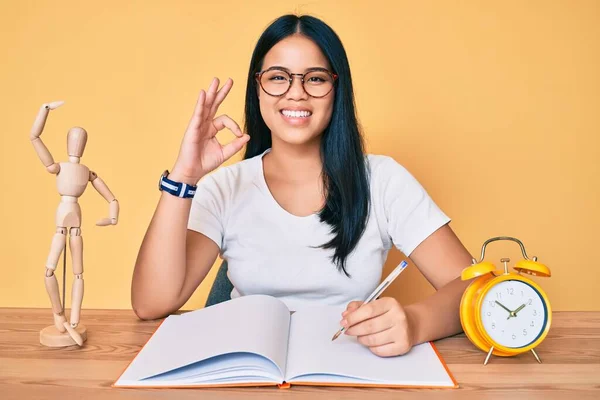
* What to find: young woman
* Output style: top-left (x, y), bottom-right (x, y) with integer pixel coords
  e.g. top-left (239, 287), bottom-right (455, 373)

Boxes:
top-left (132, 14), bottom-right (474, 357)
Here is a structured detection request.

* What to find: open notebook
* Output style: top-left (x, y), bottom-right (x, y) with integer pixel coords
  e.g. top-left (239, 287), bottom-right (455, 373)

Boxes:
top-left (114, 295), bottom-right (458, 389)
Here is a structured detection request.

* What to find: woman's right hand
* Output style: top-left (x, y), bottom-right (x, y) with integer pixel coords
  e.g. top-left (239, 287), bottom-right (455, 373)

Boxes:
top-left (170, 77), bottom-right (250, 184)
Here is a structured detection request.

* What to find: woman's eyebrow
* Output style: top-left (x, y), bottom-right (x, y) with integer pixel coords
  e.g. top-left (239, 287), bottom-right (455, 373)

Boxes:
top-left (266, 65), bottom-right (329, 72)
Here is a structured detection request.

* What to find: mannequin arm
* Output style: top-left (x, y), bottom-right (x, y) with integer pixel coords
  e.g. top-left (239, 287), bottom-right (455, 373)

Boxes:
top-left (90, 171), bottom-right (119, 225)
top-left (30, 102), bottom-right (64, 175)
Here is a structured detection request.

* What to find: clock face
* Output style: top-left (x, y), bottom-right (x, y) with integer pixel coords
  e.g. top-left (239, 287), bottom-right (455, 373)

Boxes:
top-left (479, 280), bottom-right (548, 348)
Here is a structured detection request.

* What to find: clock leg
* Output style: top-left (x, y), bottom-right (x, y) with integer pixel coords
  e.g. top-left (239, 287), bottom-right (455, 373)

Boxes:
top-left (484, 346), bottom-right (495, 365)
top-left (531, 349), bottom-right (542, 363)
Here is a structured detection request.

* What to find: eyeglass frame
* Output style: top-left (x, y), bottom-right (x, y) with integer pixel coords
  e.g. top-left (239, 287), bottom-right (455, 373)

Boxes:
top-left (254, 66), bottom-right (339, 98)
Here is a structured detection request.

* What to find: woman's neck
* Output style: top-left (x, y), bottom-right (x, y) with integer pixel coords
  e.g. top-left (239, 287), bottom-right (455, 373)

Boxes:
top-left (264, 139), bottom-right (322, 183)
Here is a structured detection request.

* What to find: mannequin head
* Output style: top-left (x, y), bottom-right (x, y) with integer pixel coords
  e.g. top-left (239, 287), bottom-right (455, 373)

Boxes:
top-left (67, 127), bottom-right (87, 159)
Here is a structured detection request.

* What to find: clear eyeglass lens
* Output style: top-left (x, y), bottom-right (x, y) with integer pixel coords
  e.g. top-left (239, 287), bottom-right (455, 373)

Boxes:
top-left (260, 70), bottom-right (334, 97)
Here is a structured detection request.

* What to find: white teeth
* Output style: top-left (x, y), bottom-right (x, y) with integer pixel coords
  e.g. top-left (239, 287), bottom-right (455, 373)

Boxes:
top-left (281, 110), bottom-right (312, 118)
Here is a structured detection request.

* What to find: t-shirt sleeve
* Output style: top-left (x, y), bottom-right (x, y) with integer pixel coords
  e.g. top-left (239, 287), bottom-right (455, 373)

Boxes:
top-left (187, 172), bottom-right (227, 249)
top-left (377, 156), bottom-right (451, 256)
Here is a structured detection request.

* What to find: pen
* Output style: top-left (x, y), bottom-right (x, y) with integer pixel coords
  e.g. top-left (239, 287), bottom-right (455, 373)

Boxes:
top-left (331, 260), bottom-right (409, 341)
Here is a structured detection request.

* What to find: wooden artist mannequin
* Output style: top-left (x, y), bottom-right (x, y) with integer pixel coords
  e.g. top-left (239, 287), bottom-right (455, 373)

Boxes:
top-left (30, 101), bottom-right (119, 347)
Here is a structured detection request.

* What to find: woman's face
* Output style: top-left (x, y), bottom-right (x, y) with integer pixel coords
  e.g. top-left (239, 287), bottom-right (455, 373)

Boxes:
top-left (257, 34), bottom-right (335, 147)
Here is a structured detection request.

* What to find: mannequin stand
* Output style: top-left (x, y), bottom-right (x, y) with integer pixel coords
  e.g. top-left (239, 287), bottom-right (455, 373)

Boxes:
top-left (40, 324), bottom-right (87, 347)
top-left (40, 243), bottom-right (88, 347)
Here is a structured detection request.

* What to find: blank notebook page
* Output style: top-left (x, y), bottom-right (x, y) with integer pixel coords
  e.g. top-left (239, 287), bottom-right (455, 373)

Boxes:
top-left (285, 305), bottom-right (455, 386)
top-left (117, 295), bottom-right (291, 383)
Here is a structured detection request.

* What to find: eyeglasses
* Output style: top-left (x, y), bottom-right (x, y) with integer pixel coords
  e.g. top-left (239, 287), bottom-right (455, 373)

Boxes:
top-left (255, 67), bottom-right (338, 98)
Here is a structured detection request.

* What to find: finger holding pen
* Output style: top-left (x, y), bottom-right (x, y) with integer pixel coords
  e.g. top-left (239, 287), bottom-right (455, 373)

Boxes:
top-left (340, 296), bottom-right (415, 357)
top-left (334, 261), bottom-right (414, 357)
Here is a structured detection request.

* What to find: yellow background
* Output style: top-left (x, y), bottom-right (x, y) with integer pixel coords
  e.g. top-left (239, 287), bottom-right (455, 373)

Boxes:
top-left (1, 1), bottom-right (598, 311)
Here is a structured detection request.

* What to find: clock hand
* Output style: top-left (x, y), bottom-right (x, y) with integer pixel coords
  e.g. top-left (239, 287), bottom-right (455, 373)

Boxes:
top-left (496, 300), bottom-right (519, 320)
top-left (495, 300), bottom-right (512, 315)
top-left (513, 303), bottom-right (526, 315)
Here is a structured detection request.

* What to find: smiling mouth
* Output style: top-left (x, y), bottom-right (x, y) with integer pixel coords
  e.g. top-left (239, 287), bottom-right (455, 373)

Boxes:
top-left (280, 110), bottom-right (313, 118)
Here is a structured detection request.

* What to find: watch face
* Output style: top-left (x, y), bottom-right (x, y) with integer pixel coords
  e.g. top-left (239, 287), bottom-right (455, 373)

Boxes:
top-left (479, 280), bottom-right (548, 348)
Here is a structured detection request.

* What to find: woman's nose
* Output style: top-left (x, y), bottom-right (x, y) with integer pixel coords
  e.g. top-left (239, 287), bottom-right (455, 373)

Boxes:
top-left (286, 76), bottom-right (309, 100)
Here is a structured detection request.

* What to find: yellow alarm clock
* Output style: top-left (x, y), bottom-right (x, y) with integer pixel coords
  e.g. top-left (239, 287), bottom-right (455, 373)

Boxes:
top-left (460, 236), bottom-right (551, 365)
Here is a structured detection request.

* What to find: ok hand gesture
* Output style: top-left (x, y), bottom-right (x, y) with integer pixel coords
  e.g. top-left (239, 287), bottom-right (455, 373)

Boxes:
top-left (171, 78), bottom-right (250, 184)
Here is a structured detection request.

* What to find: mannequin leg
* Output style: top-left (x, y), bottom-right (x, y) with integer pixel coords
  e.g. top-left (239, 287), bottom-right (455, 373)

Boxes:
top-left (69, 227), bottom-right (84, 327)
top-left (50, 227), bottom-right (85, 346)
top-left (44, 227), bottom-right (68, 333)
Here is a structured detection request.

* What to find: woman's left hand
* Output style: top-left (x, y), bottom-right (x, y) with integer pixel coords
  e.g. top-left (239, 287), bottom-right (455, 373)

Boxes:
top-left (341, 297), bottom-right (415, 357)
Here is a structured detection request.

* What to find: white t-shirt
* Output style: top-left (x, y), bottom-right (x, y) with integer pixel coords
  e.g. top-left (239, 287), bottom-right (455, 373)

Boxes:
top-left (187, 148), bottom-right (450, 311)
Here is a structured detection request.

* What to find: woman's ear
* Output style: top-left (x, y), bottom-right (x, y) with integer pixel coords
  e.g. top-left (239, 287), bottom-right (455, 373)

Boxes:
top-left (254, 76), bottom-right (261, 98)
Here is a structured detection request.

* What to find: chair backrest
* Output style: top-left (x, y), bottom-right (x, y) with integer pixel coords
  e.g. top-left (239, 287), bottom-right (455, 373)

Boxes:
top-left (204, 259), bottom-right (233, 307)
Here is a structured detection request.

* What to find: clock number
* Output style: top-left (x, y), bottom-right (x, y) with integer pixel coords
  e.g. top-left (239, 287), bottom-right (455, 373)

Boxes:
top-left (528, 298), bottom-right (533, 305)
top-left (512, 334), bottom-right (516, 340)
top-left (521, 290), bottom-right (524, 297)
top-left (489, 301), bottom-right (495, 307)
top-left (497, 292), bottom-right (502, 299)
top-left (523, 329), bottom-right (527, 336)
top-left (487, 312), bottom-right (491, 316)
top-left (507, 288), bottom-right (514, 295)
top-left (492, 322), bottom-right (496, 329)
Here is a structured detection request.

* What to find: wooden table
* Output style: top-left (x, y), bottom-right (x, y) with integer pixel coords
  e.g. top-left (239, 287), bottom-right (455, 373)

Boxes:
top-left (1, 309), bottom-right (598, 399)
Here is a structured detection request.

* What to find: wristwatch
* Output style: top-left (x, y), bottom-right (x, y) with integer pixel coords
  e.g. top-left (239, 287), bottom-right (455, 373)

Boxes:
top-left (159, 170), bottom-right (197, 198)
